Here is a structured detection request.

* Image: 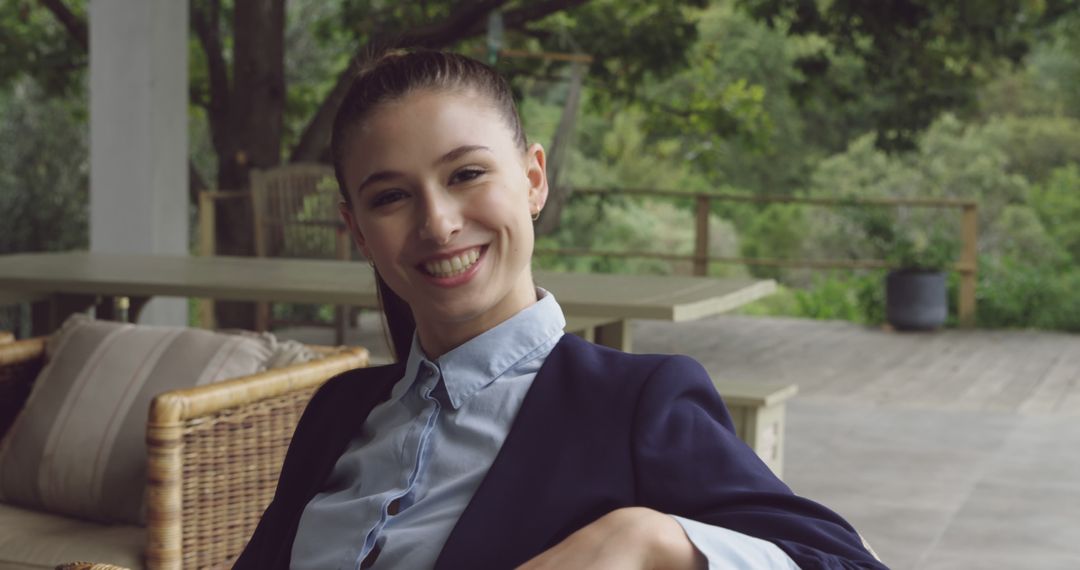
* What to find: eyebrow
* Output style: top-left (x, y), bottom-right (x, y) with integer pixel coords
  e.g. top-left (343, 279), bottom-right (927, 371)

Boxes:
top-left (353, 144), bottom-right (493, 196)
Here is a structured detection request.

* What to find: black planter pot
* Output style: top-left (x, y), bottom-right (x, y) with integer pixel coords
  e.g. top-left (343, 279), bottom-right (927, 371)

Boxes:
top-left (885, 269), bottom-right (948, 331)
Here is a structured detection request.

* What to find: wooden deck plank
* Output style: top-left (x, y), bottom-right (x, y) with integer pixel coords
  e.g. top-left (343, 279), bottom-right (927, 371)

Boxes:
top-left (984, 334), bottom-right (1066, 412)
top-left (634, 316), bottom-right (1080, 415)
top-left (1019, 349), bottom-right (1080, 414)
top-left (919, 333), bottom-right (1021, 407)
top-left (1051, 363), bottom-right (1080, 415)
top-left (849, 331), bottom-right (959, 405)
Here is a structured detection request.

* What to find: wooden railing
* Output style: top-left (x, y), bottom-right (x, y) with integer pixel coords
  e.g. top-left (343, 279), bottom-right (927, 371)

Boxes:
top-left (535, 189), bottom-right (979, 328)
top-left (196, 190), bottom-right (248, 328)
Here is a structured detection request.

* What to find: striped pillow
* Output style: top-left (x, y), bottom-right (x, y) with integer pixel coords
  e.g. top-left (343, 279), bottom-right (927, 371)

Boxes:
top-left (0, 316), bottom-right (277, 525)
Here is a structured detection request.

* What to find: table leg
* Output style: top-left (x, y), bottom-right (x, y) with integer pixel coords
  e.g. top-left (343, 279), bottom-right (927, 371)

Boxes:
top-left (128, 296), bottom-right (150, 322)
top-left (594, 320), bottom-right (632, 352)
top-left (93, 295), bottom-right (150, 323)
top-left (334, 305), bottom-right (347, 345)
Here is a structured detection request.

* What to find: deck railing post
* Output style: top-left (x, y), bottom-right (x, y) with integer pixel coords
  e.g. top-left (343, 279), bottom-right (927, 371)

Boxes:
top-left (694, 195), bottom-right (710, 276)
top-left (198, 191), bottom-right (216, 257)
top-left (958, 203), bottom-right (978, 328)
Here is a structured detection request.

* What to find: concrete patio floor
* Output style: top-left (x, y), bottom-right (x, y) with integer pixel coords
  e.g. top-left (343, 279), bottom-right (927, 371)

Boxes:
top-left (280, 313), bottom-right (1080, 569)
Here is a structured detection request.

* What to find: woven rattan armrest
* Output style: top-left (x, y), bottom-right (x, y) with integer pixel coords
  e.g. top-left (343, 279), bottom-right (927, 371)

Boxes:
top-left (145, 345), bottom-right (369, 570)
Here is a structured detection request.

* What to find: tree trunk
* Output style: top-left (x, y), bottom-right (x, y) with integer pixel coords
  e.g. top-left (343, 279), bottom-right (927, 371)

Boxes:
top-left (213, 0), bottom-right (286, 329)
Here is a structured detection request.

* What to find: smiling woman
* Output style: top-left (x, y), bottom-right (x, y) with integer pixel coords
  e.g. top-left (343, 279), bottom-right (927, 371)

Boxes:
top-left (234, 50), bottom-right (886, 570)
top-left (337, 88), bottom-right (547, 358)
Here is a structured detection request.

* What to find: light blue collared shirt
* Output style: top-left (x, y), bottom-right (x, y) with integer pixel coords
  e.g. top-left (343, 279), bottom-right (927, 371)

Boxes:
top-left (291, 290), bottom-right (797, 569)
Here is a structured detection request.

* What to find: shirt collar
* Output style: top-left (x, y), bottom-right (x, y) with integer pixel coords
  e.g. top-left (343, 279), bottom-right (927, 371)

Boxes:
top-left (397, 288), bottom-right (566, 410)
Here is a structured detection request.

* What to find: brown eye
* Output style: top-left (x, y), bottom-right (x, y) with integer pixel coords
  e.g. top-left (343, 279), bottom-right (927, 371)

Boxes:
top-left (449, 168), bottom-right (485, 185)
top-left (370, 189), bottom-right (407, 208)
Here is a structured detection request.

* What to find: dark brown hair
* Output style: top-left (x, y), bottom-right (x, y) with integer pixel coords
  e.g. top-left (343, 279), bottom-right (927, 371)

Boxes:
top-left (330, 49), bottom-right (527, 362)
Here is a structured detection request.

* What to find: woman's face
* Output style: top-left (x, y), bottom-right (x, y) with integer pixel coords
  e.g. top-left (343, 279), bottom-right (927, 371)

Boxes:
top-left (339, 89), bottom-right (548, 351)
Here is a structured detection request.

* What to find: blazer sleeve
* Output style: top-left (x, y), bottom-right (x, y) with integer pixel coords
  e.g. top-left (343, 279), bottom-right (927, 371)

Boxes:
top-left (631, 355), bottom-right (887, 570)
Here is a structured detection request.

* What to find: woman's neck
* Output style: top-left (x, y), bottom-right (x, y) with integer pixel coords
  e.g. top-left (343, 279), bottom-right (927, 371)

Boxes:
top-left (414, 285), bottom-right (539, 360)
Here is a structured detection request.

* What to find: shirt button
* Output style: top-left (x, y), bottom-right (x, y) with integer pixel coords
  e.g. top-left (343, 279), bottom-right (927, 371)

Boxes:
top-left (387, 498), bottom-right (401, 516)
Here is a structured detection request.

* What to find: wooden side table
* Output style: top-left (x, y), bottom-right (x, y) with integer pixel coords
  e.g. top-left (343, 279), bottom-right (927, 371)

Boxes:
top-left (717, 382), bottom-right (799, 478)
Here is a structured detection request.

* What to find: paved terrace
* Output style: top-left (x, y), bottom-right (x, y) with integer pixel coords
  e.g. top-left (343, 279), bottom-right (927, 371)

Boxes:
top-left (283, 314), bottom-right (1080, 569)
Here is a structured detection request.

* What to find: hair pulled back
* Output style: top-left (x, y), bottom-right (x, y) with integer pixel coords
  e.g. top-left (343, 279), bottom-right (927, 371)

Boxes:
top-left (330, 49), bottom-right (527, 362)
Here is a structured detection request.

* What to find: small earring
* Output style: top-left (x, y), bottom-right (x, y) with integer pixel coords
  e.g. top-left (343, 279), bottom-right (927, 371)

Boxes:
top-left (531, 210), bottom-right (541, 222)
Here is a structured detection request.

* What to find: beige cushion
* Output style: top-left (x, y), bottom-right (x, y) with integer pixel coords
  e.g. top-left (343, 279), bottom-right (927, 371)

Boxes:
top-left (0, 316), bottom-right (290, 525)
top-left (0, 502), bottom-right (144, 570)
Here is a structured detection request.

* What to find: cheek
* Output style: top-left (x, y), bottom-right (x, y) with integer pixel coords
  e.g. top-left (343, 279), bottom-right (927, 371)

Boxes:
top-left (474, 183), bottom-right (530, 231)
top-left (359, 219), bottom-right (407, 261)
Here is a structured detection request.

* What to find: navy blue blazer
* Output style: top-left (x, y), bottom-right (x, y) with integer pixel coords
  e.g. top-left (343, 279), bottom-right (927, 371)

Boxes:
top-left (234, 334), bottom-right (885, 569)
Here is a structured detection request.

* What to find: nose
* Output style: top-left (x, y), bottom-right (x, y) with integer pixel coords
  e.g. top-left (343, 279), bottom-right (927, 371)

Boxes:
top-left (418, 189), bottom-right (462, 245)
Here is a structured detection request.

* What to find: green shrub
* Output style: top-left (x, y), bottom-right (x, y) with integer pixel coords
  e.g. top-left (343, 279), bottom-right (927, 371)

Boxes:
top-left (976, 255), bottom-right (1080, 332)
top-left (792, 275), bottom-right (863, 322)
top-left (1030, 164), bottom-right (1080, 264)
top-left (738, 270), bottom-right (886, 325)
top-left (735, 284), bottom-right (802, 317)
top-left (737, 203), bottom-right (808, 280)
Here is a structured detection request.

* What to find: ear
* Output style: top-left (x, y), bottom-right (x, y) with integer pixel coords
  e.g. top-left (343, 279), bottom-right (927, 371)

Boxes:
top-left (339, 201), bottom-right (372, 260)
top-left (524, 142), bottom-right (549, 215)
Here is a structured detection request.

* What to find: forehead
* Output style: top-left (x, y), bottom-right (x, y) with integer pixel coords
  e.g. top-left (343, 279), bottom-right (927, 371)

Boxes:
top-left (344, 89), bottom-right (517, 176)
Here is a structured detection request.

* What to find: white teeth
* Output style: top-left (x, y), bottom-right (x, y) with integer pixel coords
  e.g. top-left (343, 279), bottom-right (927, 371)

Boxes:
top-left (423, 247), bottom-right (482, 277)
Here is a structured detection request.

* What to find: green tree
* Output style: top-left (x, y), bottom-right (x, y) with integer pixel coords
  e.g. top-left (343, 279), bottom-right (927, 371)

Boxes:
top-left (803, 114), bottom-right (1053, 265)
top-left (0, 80), bottom-right (88, 254)
top-left (638, 3), bottom-right (812, 194)
top-left (0, 0), bottom-right (86, 96)
top-left (738, 0), bottom-right (1061, 150)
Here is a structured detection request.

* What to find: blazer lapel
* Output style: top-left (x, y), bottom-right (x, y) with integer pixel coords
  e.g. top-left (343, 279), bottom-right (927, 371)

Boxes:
top-left (434, 335), bottom-right (582, 569)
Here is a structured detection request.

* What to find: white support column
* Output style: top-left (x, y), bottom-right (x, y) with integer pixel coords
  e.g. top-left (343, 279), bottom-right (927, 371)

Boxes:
top-left (89, 0), bottom-right (189, 326)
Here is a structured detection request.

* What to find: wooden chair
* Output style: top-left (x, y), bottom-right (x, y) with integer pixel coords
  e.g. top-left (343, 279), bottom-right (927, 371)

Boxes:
top-left (0, 337), bottom-right (369, 570)
top-left (249, 163), bottom-right (353, 343)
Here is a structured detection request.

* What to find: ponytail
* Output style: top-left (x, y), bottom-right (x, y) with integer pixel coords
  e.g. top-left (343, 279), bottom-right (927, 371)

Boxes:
top-left (374, 270), bottom-right (415, 363)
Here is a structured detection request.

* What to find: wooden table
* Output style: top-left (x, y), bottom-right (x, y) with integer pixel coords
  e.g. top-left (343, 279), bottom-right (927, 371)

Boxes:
top-left (0, 251), bottom-right (794, 475)
top-left (0, 252), bottom-right (777, 352)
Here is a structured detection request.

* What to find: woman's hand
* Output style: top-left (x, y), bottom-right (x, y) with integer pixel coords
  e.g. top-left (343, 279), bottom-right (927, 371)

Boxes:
top-left (515, 507), bottom-right (707, 570)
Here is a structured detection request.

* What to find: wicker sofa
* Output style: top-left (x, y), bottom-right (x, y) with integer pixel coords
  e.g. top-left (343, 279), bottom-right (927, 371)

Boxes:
top-left (0, 337), bottom-right (369, 570)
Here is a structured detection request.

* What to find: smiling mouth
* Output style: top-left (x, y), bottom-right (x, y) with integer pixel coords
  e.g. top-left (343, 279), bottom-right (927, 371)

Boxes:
top-left (420, 246), bottom-right (484, 278)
